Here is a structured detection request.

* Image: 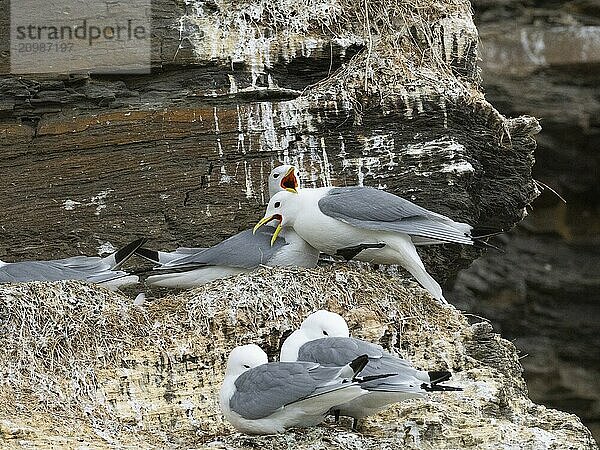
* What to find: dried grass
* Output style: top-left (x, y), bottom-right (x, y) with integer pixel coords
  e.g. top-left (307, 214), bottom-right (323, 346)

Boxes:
top-left (181, 0), bottom-right (479, 107)
top-left (0, 282), bottom-right (154, 423)
top-left (0, 266), bottom-right (465, 433)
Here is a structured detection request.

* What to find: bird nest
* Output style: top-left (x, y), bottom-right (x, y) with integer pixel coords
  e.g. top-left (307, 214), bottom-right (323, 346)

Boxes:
top-left (0, 266), bottom-right (464, 434)
top-left (2, 268), bottom-right (593, 449)
top-left (180, 0), bottom-right (479, 106)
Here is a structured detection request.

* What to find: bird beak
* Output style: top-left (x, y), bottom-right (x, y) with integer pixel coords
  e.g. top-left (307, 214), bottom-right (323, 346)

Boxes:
top-left (253, 214), bottom-right (283, 246)
top-left (270, 222), bottom-right (283, 246)
top-left (253, 215), bottom-right (273, 234)
top-left (280, 167), bottom-right (298, 194)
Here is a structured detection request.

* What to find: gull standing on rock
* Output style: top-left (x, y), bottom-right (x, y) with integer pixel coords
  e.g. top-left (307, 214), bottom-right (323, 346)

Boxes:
top-left (137, 165), bottom-right (319, 288)
top-left (0, 238), bottom-right (146, 290)
top-left (280, 310), bottom-right (462, 428)
top-left (254, 185), bottom-right (481, 303)
top-left (220, 343), bottom-right (372, 434)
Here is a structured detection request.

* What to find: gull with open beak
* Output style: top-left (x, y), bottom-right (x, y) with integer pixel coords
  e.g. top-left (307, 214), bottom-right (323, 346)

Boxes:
top-left (136, 165), bottom-right (319, 288)
top-left (254, 186), bottom-right (486, 303)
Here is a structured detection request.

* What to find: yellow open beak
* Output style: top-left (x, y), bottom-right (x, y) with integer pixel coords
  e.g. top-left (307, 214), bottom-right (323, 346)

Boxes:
top-left (269, 222), bottom-right (283, 246)
top-left (253, 214), bottom-right (283, 246)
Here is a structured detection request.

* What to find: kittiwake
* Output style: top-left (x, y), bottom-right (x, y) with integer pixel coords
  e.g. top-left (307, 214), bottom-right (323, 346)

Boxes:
top-left (220, 343), bottom-right (372, 434)
top-left (254, 186), bottom-right (486, 303)
top-left (280, 310), bottom-right (462, 428)
top-left (0, 238), bottom-right (146, 290)
top-left (136, 165), bottom-right (318, 288)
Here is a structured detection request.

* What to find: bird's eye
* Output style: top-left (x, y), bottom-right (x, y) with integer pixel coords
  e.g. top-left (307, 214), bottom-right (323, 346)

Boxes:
top-left (273, 174), bottom-right (280, 178)
top-left (274, 201), bottom-right (281, 208)
top-left (323, 330), bottom-right (329, 336)
top-left (243, 364), bottom-right (250, 369)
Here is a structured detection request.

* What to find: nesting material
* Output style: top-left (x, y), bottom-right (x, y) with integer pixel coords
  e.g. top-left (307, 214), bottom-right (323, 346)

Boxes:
top-left (0, 267), bottom-right (596, 449)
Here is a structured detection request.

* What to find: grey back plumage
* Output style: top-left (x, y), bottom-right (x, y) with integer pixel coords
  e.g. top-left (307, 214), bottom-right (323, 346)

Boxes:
top-left (0, 259), bottom-right (124, 283)
top-left (0, 239), bottom-right (145, 284)
top-left (298, 337), bottom-right (414, 379)
top-left (160, 226), bottom-right (287, 270)
top-left (230, 361), bottom-right (346, 420)
top-left (0, 261), bottom-right (89, 283)
top-left (318, 186), bottom-right (473, 245)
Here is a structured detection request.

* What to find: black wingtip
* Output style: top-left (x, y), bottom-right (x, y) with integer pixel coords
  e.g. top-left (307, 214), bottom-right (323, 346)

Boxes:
top-left (421, 383), bottom-right (463, 392)
top-left (428, 370), bottom-right (452, 384)
top-left (470, 230), bottom-right (505, 252)
top-left (134, 247), bottom-right (161, 264)
top-left (358, 372), bottom-right (398, 383)
top-left (349, 354), bottom-right (369, 376)
top-left (113, 238), bottom-right (148, 269)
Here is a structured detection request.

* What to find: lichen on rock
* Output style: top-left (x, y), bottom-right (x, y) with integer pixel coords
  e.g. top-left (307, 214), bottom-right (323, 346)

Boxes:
top-left (0, 268), bottom-right (596, 448)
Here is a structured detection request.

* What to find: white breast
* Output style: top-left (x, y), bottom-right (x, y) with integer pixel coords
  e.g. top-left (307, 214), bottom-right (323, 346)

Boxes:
top-left (268, 230), bottom-right (319, 268)
top-left (292, 189), bottom-right (385, 255)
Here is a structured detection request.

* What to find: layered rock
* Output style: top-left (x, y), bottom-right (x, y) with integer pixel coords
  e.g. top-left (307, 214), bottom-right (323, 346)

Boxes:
top-left (452, 1), bottom-right (600, 440)
top-left (0, 0), bottom-right (537, 289)
top-left (0, 270), bottom-right (597, 449)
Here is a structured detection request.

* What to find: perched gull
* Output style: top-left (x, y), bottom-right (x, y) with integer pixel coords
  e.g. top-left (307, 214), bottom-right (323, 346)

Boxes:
top-left (267, 163), bottom-right (299, 195)
top-left (136, 165), bottom-right (318, 288)
top-left (280, 310), bottom-right (462, 428)
top-left (0, 238), bottom-right (146, 290)
top-left (220, 343), bottom-right (371, 434)
top-left (254, 186), bottom-right (481, 302)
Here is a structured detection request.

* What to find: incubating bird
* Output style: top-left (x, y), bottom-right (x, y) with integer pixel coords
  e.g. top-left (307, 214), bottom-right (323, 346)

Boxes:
top-left (136, 165), bottom-right (318, 288)
top-left (280, 310), bottom-right (461, 428)
top-left (220, 343), bottom-right (371, 434)
top-left (138, 226), bottom-right (318, 288)
top-left (254, 186), bottom-right (480, 303)
top-left (0, 238), bottom-right (146, 290)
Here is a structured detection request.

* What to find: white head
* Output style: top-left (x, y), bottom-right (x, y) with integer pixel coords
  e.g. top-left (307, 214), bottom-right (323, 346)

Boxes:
top-left (300, 310), bottom-right (350, 339)
top-left (268, 165), bottom-right (299, 198)
top-left (225, 344), bottom-right (269, 379)
top-left (280, 310), bottom-right (350, 362)
top-left (253, 190), bottom-right (302, 245)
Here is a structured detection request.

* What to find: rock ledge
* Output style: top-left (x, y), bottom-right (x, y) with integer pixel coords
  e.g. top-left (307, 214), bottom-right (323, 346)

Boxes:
top-left (0, 267), bottom-right (597, 449)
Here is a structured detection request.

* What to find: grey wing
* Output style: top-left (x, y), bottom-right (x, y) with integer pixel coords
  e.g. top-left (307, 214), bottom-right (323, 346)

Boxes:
top-left (318, 187), bottom-right (473, 245)
top-left (298, 337), bottom-right (383, 366)
top-left (0, 258), bottom-right (129, 284)
top-left (51, 256), bottom-right (131, 283)
top-left (361, 352), bottom-right (421, 379)
top-left (0, 261), bottom-right (90, 283)
top-left (299, 337), bottom-right (414, 379)
top-left (230, 361), bottom-right (338, 420)
top-left (358, 353), bottom-right (429, 392)
top-left (55, 255), bottom-right (107, 271)
top-left (161, 227), bottom-right (287, 270)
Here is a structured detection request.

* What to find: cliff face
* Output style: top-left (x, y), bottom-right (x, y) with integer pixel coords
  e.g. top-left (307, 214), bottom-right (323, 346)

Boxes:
top-left (2, 0), bottom-right (586, 446)
top-left (0, 0), bottom-right (538, 288)
top-left (450, 0), bottom-right (600, 440)
top-left (0, 271), bottom-right (597, 449)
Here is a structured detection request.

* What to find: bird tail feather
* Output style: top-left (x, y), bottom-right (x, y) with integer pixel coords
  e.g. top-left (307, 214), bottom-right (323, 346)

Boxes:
top-left (428, 370), bottom-right (452, 384)
top-left (421, 383), bottom-right (463, 392)
top-left (107, 238), bottom-right (148, 269)
top-left (135, 247), bottom-right (161, 264)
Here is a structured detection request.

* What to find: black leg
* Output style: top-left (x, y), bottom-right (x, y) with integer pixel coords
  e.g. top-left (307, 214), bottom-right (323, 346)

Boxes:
top-left (334, 410), bottom-right (340, 423)
top-left (352, 417), bottom-right (359, 431)
top-left (336, 243), bottom-right (386, 260)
